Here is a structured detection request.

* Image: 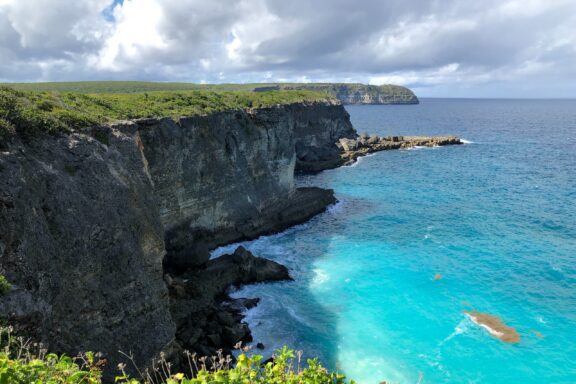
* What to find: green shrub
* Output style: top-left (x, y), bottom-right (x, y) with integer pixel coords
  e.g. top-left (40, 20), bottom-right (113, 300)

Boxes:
top-left (116, 346), bottom-right (353, 384)
top-left (0, 324), bottom-right (353, 384)
top-left (0, 86), bottom-right (333, 139)
top-left (0, 326), bottom-right (102, 383)
top-left (0, 275), bottom-right (10, 296)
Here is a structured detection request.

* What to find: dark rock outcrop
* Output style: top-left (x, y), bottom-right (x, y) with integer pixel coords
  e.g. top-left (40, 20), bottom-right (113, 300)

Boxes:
top-left (0, 133), bottom-right (175, 377)
top-left (169, 246), bottom-right (291, 369)
top-left (300, 135), bottom-right (463, 173)
top-left (293, 103), bottom-right (357, 174)
top-left (338, 135), bottom-right (462, 165)
top-left (0, 100), bottom-right (350, 377)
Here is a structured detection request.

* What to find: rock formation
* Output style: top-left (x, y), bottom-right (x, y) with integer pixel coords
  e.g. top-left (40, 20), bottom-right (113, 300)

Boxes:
top-left (0, 100), bottom-right (350, 377)
top-left (168, 246), bottom-right (291, 368)
top-left (0, 132), bottom-right (175, 376)
top-left (338, 135), bottom-right (462, 166)
top-left (253, 83), bottom-right (419, 105)
top-left (0, 94), bottom-right (461, 379)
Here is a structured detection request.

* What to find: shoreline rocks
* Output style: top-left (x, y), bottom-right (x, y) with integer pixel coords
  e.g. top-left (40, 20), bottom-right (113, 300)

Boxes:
top-left (299, 134), bottom-right (462, 173)
top-left (0, 94), bottom-right (463, 379)
top-left (168, 246), bottom-right (292, 372)
top-left (339, 135), bottom-right (462, 166)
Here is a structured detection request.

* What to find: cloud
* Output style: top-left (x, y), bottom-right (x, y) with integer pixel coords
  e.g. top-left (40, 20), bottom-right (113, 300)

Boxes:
top-left (0, 0), bottom-right (575, 96)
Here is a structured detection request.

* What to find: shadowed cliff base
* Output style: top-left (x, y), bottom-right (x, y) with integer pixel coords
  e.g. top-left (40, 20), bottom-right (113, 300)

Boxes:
top-left (164, 187), bottom-right (337, 270)
top-left (166, 246), bottom-right (292, 372)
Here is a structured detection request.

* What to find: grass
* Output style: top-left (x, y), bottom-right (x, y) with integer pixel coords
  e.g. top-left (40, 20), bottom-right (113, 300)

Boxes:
top-left (0, 86), bottom-right (333, 140)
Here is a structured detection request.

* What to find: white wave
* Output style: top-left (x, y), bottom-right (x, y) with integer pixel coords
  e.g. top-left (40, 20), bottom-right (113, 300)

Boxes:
top-left (327, 200), bottom-right (344, 214)
top-left (210, 222), bottom-right (310, 259)
top-left (344, 152), bottom-right (377, 168)
top-left (285, 306), bottom-right (315, 328)
top-left (310, 268), bottom-right (330, 286)
top-left (440, 317), bottom-right (472, 345)
top-left (460, 139), bottom-right (474, 144)
top-left (536, 316), bottom-right (547, 324)
top-left (465, 313), bottom-right (505, 338)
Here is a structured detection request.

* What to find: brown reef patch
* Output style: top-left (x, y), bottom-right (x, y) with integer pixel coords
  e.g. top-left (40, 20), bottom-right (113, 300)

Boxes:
top-left (464, 311), bottom-right (520, 344)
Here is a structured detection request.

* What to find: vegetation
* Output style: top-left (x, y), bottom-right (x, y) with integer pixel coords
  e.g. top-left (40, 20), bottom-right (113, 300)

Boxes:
top-left (1, 81), bottom-right (415, 98)
top-left (0, 326), bottom-right (352, 384)
top-left (0, 275), bottom-right (11, 296)
top-left (0, 326), bottom-right (102, 383)
top-left (0, 86), bottom-right (332, 139)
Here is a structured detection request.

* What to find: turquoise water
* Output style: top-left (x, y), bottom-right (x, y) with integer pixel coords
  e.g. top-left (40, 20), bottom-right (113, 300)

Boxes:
top-left (214, 99), bottom-right (576, 383)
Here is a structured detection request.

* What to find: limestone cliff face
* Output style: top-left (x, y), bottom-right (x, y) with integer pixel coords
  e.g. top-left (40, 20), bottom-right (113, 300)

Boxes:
top-left (123, 101), bottom-right (351, 268)
top-left (332, 85), bottom-right (419, 104)
top-left (0, 132), bottom-right (175, 375)
top-left (292, 102), bottom-right (357, 172)
top-left (278, 84), bottom-right (419, 105)
top-left (0, 100), bottom-right (353, 374)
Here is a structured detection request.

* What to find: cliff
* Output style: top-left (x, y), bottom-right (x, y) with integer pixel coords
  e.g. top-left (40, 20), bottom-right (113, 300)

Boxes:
top-left (256, 84), bottom-right (419, 105)
top-left (0, 97), bottom-right (353, 376)
top-left (0, 131), bottom-right (175, 373)
top-left (118, 101), bottom-right (350, 269)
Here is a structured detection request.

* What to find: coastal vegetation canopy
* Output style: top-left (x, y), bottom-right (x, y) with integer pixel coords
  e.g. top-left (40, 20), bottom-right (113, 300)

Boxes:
top-left (0, 86), bottom-right (332, 139)
top-left (1, 81), bottom-right (414, 98)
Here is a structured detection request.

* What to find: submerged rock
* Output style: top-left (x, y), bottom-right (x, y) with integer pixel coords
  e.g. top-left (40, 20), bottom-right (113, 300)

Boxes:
top-left (465, 311), bottom-right (520, 344)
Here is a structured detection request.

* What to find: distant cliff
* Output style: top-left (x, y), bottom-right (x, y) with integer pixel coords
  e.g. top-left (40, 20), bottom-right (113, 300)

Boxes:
top-left (254, 84), bottom-right (419, 105)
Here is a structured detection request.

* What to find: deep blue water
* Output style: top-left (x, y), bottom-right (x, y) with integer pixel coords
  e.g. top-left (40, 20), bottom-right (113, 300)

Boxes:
top-left (214, 99), bottom-right (576, 383)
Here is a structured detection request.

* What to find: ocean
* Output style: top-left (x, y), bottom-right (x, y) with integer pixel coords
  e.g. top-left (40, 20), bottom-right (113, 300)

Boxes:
top-left (212, 99), bottom-right (576, 383)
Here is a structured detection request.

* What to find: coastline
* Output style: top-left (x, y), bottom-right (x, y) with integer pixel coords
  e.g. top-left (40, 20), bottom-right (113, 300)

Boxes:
top-left (189, 134), bottom-right (463, 362)
top-left (0, 91), bottom-right (462, 379)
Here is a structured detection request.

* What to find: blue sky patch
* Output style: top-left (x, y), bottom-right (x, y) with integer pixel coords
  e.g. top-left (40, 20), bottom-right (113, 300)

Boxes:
top-left (102, 0), bottom-right (124, 22)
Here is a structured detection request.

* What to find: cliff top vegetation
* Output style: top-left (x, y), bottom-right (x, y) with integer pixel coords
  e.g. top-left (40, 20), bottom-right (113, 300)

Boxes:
top-left (0, 86), bottom-right (332, 140)
top-left (2, 81), bottom-right (415, 97)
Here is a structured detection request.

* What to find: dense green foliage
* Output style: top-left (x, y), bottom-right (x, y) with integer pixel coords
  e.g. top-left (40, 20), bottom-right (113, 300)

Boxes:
top-left (0, 275), bottom-right (10, 296)
top-left (2, 81), bottom-right (415, 98)
top-left (0, 86), bottom-right (332, 139)
top-left (0, 326), bottom-right (352, 384)
top-left (117, 346), bottom-right (352, 384)
top-left (0, 327), bottom-right (102, 383)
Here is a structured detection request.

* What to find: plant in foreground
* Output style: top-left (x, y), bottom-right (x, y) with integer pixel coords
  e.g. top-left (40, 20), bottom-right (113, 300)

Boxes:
top-left (116, 345), bottom-right (353, 384)
top-left (0, 325), bottom-right (353, 384)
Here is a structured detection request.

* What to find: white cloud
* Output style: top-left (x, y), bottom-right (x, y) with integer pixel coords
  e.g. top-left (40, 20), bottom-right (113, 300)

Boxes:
top-left (0, 0), bottom-right (575, 97)
top-left (93, 0), bottom-right (166, 71)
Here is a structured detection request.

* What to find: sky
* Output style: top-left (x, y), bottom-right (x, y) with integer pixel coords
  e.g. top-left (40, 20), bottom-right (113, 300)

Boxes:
top-left (0, 0), bottom-right (575, 97)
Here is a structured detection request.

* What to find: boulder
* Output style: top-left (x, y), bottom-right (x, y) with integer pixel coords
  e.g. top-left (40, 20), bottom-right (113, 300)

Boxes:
top-left (339, 138), bottom-right (358, 152)
top-left (367, 134), bottom-right (379, 144)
